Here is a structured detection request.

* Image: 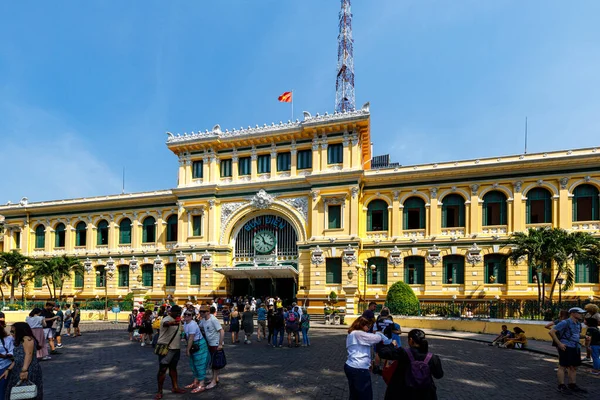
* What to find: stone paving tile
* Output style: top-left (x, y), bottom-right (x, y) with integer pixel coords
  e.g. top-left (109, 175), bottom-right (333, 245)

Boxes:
top-left (39, 323), bottom-right (598, 400)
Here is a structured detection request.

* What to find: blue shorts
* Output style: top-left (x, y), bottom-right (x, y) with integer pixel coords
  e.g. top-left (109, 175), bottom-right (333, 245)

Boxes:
top-left (64, 319), bottom-right (72, 328)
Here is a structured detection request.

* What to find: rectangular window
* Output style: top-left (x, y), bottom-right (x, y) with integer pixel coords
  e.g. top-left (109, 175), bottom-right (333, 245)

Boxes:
top-left (258, 154), bottom-right (271, 174)
top-left (238, 157), bottom-right (251, 176)
top-left (14, 231), bottom-right (20, 249)
top-left (96, 271), bottom-right (106, 288)
top-left (326, 258), bottom-right (342, 284)
top-left (142, 266), bottom-right (153, 287)
top-left (74, 273), bottom-right (84, 288)
top-left (297, 149), bottom-right (312, 170)
top-left (192, 215), bottom-right (202, 236)
top-left (192, 160), bottom-right (203, 179)
top-left (405, 261), bottom-right (425, 285)
top-left (34, 276), bottom-right (43, 288)
top-left (576, 260), bottom-right (599, 283)
top-left (190, 262), bottom-right (201, 286)
top-left (166, 264), bottom-right (176, 286)
top-left (327, 143), bottom-right (343, 164)
top-left (328, 205), bottom-right (342, 229)
top-left (118, 267), bottom-right (129, 287)
top-left (220, 159), bottom-right (232, 177)
top-left (277, 152), bottom-right (291, 171)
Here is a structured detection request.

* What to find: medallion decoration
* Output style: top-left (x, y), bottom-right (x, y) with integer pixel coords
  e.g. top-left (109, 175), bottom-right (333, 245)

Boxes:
top-left (342, 245), bottom-right (357, 266)
top-left (427, 245), bottom-right (441, 266)
top-left (311, 245), bottom-right (325, 266)
top-left (153, 255), bottom-right (164, 272)
top-left (176, 251), bottom-right (188, 270)
top-left (388, 246), bottom-right (402, 267)
top-left (201, 250), bottom-right (213, 269)
top-left (560, 177), bottom-right (569, 190)
top-left (83, 257), bottom-right (93, 273)
top-left (220, 202), bottom-right (245, 229)
top-left (251, 189), bottom-right (275, 209)
top-left (129, 256), bottom-right (139, 273)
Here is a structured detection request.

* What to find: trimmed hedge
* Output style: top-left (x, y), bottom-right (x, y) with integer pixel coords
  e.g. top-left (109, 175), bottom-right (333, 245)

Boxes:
top-left (385, 281), bottom-right (420, 315)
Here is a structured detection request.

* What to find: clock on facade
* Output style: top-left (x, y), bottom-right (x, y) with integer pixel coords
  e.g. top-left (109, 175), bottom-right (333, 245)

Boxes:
top-left (253, 230), bottom-right (277, 254)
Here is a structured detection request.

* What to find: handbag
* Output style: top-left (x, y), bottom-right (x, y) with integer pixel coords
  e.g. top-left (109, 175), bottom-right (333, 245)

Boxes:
top-left (382, 360), bottom-right (398, 385)
top-left (10, 380), bottom-right (38, 400)
top-left (154, 323), bottom-right (179, 357)
top-left (211, 349), bottom-right (227, 370)
top-left (190, 343), bottom-right (200, 354)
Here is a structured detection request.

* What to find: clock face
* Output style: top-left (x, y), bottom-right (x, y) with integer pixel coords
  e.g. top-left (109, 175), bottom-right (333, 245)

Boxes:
top-left (253, 230), bottom-right (276, 254)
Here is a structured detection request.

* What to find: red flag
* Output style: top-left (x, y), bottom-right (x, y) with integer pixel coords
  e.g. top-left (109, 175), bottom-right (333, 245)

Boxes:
top-left (278, 91), bottom-right (292, 103)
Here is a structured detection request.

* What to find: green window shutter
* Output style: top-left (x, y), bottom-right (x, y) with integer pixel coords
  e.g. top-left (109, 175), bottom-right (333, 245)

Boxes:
top-left (326, 258), bottom-right (342, 284)
top-left (142, 217), bottom-right (156, 243)
top-left (418, 260), bottom-right (424, 284)
top-left (383, 206), bottom-right (389, 230)
top-left (402, 208), bottom-right (408, 230)
top-left (500, 200), bottom-right (507, 225)
top-left (593, 192), bottom-right (599, 220)
top-left (166, 264), bottom-right (176, 286)
top-left (526, 199), bottom-right (531, 224)
top-left (419, 206), bottom-right (425, 229)
top-left (441, 206), bottom-right (447, 228)
top-left (118, 266), bottom-right (129, 287)
top-left (74, 273), bottom-right (83, 288)
top-left (544, 197), bottom-right (552, 223)
top-left (119, 219), bottom-right (131, 245)
top-left (192, 215), bottom-right (202, 236)
top-left (572, 197), bottom-right (577, 222)
top-left (166, 215), bottom-right (178, 242)
top-left (327, 144), bottom-right (343, 164)
top-left (297, 150), bottom-right (312, 169)
top-left (75, 223), bottom-right (86, 247)
top-left (34, 276), bottom-right (43, 288)
top-left (142, 266), bottom-right (153, 286)
top-left (96, 268), bottom-right (105, 287)
top-left (498, 261), bottom-right (506, 284)
top-left (277, 152), bottom-right (291, 171)
top-left (239, 157), bottom-right (251, 175)
top-left (591, 263), bottom-right (600, 284)
top-left (192, 161), bottom-right (203, 179)
top-left (190, 263), bottom-right (201, 285)
top-left (258, 155), bottom-right (271, 174)
top-left (404, 263), bottom-right (410, 282)
top-left (328, 205), bottom-right (341, 229)
top-left (482, 203), bottom-right (488, 226)
top-left (378, 259), bottom-right (387, 285)
top-left (220, 159), bottom-right (232, 177)
top-left (97, 221), bottom-right (108, 245)
top-left (35, 225), bottom-right (45, 248)
top-left (367, 208), bottom-right (372, 231)
top-left (459, 205), bottom-right (465, 227)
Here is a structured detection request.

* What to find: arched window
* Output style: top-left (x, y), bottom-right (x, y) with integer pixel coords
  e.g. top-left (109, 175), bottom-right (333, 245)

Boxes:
top-left (482, 191), bottom-right (507, 226)
top-left (573, 184), bottom-right (599, 222)
top-left (367, 200), bottom-right (388, 232)
top-left (575, 259), bottom-right (599, 284)
top-left (142, 264), bottom-right (153, 286)
top-left (118, 265), bottom-right (129, 287)
top-left (443, 255), bottom-right (464, 284)
top-left (142, 217), bottom-right (156, 243)
top-left (526, 188), bottom-right (552, 224)
top-left (367, 257), bottom-right (387, 285)
top-left (54, 223), bottom-right (66, 248)
top-left (119, 218), bottom-right (132, 244)
top-left (404, 256), bottom-right (425, 285)
top-left (166, 215), bottom-right (178, 242)
top-left (442, 194), bottom-right (465, 228)
top-left (166, 263), bottom-right (177, 286)
top-left (74, 272), bottom-right (84, 288)
top-left (403, 197), bottom-right (425, 230)
top-left (75, 222), bottom-right (87, 247)
top-left (484, 254), bottom-right (506, 284)
top-left (35, 225), bottom-right (45, 249)
top-left (96, 265), bottom-right (106, 287)
top-left (97, 220), bottom-right (109, 245)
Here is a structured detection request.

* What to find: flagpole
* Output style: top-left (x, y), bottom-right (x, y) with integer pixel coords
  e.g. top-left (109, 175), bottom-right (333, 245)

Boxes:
top-left (291, 89), bottom-right (294, 121)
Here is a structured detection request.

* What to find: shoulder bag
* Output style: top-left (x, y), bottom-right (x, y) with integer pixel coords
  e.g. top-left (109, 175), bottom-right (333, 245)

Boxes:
top-left (10, 380), bottom-right (38, 400)
top-left (154, 323), bottom-right (179, 356)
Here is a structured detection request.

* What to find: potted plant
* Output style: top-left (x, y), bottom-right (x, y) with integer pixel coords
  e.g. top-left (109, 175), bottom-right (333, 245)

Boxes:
top-left (324, 306), bottom-right (332, 324)
top-left (489, 275), bottom-right (496, 283)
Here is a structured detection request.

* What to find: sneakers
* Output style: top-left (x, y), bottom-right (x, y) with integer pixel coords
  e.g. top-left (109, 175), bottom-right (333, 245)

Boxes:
top-left (568, 385), bottom-right (588, 393)
top-left (41, 356), bottom-right (51, 361)
top-left (56, 344), bottom-right (63, 348)
top-left (141, 343), bottom-right (146, 347)
top-left (582, 357), bottom-right (591, 362)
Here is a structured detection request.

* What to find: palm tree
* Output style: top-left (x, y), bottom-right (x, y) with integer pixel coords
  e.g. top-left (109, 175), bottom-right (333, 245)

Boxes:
top-left (28, 257), bottom-right (58, 298)
top-left (548, 230), bottom-right (600, 302)
top-left (55, 255), bottom-right (84, 298)
top-left (0, 250), bottom-right (31, 302)
top-left (28, 255), bottom-right (84, 299)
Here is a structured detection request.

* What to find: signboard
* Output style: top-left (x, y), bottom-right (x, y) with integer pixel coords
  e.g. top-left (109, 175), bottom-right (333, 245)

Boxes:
top-left (243, 215), bottom-right (287, 232)
top-left (111, 307), bottom-right (120, 314)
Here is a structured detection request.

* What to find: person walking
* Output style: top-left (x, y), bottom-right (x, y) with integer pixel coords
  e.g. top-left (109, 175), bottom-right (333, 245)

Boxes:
top-left (128, 309), bottom-right (139, 341)
top-left (284, 306), bottom-right (299, 348)
top-left (300, 308), bottom-right (311, 347)
top-left (0, 323), bottom-right (14, 399)
top-left (242, 305), bottom-right (254, 344)
top-left (256, 304), bottom-right (267, 342)
top-left (200, 306), bottom-right (225, 390)
top-left (40, 302), bottom-right (59, 356)
top-left (183, 310), bottom-right (208, 393)
top-left (582, 303), bottom-right (600, 362)
top-left (267, 307), bottom-right (275, 346)
top-left (549, 307), bottom-right (588, 394)
top-left (584, 317), bottom-right (600, 375)
top-left (272, 308), bottom-right (285, 348)
top-left (71, 303), bottom-right (81, 337)
top-left (377, 329), bottom-right (444, 400)
top-left (222, 305), bottom-right (230, 328)
top-left (5, 322), bottom-right (44, 400)
top-left (155, 305), bottom-right (185, 399)
top-left (62, 304), bottom-right (72, 337)
top-left (344, 316), bottom-right (389, 400)
top-left (230, 307), bottom-right (240, 344)
top-left (141, 309), bottom-right (154, 347)
top-left (54, 304), bottom-right (64, 348)
top-left (25, 308), bottom-right (48, 361)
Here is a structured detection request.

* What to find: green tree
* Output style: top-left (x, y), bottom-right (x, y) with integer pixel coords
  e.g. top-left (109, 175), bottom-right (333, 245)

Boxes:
top-left (0, 250), bottom-right (31, 302)
top-left (29, 255), bottom-right (84, 299)
top-left (385, 281), bottom-right (419, 315)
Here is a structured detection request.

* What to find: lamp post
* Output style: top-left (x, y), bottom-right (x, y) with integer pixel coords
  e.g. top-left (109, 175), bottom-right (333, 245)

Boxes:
top-left (556, 276), bottom-right (564, 304)
top-left (356, 260), bottom-right (376, 312)
top-left (96, 268), bottom-right (114, 321)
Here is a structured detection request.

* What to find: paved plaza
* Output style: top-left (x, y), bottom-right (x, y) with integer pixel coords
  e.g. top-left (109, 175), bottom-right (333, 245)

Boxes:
top-left (40, 323), bottom-right (597, 400)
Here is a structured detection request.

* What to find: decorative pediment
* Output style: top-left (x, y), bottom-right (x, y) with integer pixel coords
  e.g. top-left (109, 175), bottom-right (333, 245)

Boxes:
top-left (388, 246), bottom-right (402, 267)
top-left (153, 255), bottom-right (164, 272)
top-left (427, 245), bottom-right (441, 266)
top-left (466, 243), bottom-right (482, 266)
top-left (176, 251), bottom-right (188, 270)
top-left (311, 245), bottom-right (325, 266)
top-left (83, 257), bottom-right (93, 273)
top-left (323, 195), bottom-right (347, 205)
top-left (201, 250), bottom-right (212, 269)
top-left (129, 256), bottom-right (139, 272)
top-left (342, 245), bottom-right (357, 266)
top-left (105, 257), bottom-right (116, 274)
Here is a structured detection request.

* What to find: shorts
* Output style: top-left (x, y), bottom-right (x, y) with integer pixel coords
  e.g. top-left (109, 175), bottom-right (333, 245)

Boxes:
top-left (558, 346), bottom-right (582, 367)
top-left (56, 324), bottom-right (63, 336)
top-left (158, 349), bottom-right (181, 369)
top-left (44, 328), bottom-right (54, 340)
top-left (73, 318), bottom-right (80, 328)
top-left (286, 324), bottom-right (298, 334)
top-left (64, 319), bottom-right (72, 329)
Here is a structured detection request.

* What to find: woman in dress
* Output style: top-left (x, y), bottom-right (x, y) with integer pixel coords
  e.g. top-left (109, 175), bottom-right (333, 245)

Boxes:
top-left (183, 310), bottom-right (208, 393)
top-left (127, 309), bottom-right (139, 341)
top-left (4, 322), bottom-right (43, 400)
top-left (221, 306), bottom-right (230, 328)
top-left (0, 323), bottom-right (14, 399)
top-left (242, 305), bottom-right (254, 344)
top-left (230, 308), bottom-right (240, 344)
top-left (25, 309), bottom-right (47, 360)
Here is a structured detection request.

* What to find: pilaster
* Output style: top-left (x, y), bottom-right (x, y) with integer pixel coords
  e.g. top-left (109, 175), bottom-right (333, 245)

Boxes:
top-left (270, 145), bottom-right (277, 178)
top-left (350, 130), bottom-right (360, 169)
top-left (342, 131), bottom-right (350, 170)
top-left (391, 191), bottom-right (400, 237)
top-left (290, 148), bottom-right (297, 177)
top-left (311, 136), bottom-right (321, 172)
top-left (209, 154), bottom-right (219, 183)
top-left (320, 135), bottom-right (328, 171)
top-left (558, 179), bottom-right (572, 229)
top-left (202, 155), bottom-right (210, 183)
top-left (251, 147), bottom-right (258, 180)
top-left (429, 193), bottom-right (440, 236)
top-left (512, 181), bottom-right (524, 232)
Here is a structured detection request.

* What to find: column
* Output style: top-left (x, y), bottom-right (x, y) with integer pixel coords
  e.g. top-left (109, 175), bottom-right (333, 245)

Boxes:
top-left (391, 191), bottom-right (401, 238)
top-left (464, 202), bottom-right (471, 236)
top-left (207, 200), bottom-right (217, 244)
top-left (132, 213), bottom-right (140, 249)
top-left (270, 145), bottom-right (277, 178)
top-left (320, 135), bottom-right (328, 170)
top-left (311, 135), bottom-right (320, 172)
top-left (184, 158), bottom-right (192, 186)
top-left (342, 131), bottom-right (350, 170)
top-left (45, 225), bottom-right (52, 252)
top-left (202, 155), bottom-right (209, 183)
top-left (177, 155), bottom-right (185, 186)
top-left (66, 224), bottom-right (74, 252)
top-left (251, 148), bottom-right (258, 180)
top-left (351, 130), bottom-right (360, 169)
top-left (290, 148), bottom-right (297, 177)
top-left (177, 202), bottom-right (187, 243)
top-left (429, 188), bottom-right (440, 236)
top-left (349, 187), bottom-right (359, 236)
top-left (470, 186), bottom-right (481, 236)
top-left (232, 153), bottom-right (239, 182)
top-left (209, 154), bottom-right (218, 183)
top-left (512, 181), bottom-right (524, 232)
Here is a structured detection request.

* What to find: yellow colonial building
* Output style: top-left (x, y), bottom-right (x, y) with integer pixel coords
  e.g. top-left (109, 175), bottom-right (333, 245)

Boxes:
top-left (1, 105), bottom-right (599, 314)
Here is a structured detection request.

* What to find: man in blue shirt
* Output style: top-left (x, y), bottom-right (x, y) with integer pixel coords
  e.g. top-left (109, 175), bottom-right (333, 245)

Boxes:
top-left (549, 307), bottom-right (588, 394)
top-left (256, 304), bottom-right (267, 342)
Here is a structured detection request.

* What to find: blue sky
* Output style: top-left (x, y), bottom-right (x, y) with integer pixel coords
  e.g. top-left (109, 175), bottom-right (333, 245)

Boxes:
top-left (1, 0), bottom-right (599, 203)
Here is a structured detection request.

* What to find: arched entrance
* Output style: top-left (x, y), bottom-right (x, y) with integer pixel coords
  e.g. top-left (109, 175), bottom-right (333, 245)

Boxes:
top-left (214, 213), bottom-right (299, 304)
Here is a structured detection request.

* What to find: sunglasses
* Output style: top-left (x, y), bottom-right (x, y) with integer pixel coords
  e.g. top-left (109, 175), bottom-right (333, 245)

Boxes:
top-left (199, 310), bottom-right (207, 313)
top-left (9, 331), bottom-right (14, 335)
top-left (184, 313), bottom-right (193, 317)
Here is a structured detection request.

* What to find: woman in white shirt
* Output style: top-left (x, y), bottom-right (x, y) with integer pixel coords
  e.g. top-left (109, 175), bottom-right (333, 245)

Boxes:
top-left (345, 316), bottom-right (389, 400)
top-left (25, 308), bottom-right (48, 360)
top-left (183, 311), bottom-right (209, 393)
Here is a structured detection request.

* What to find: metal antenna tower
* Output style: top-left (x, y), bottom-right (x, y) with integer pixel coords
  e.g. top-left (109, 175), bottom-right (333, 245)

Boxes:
top-left (335, 0), bottom-right (355, 113)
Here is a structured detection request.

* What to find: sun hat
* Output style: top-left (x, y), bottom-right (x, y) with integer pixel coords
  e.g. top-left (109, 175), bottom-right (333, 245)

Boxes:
top-left (569, 307), bottom-right (585, 314)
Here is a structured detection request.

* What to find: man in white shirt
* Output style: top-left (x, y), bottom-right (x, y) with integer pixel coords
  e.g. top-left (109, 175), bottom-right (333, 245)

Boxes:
top-left (200, 306), bottom-right (225, 390)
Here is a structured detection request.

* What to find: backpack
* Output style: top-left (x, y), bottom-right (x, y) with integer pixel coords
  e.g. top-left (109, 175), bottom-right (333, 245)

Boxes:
top-left (152, 317), bottom-right (162, 330)
top-left (405, 349), bottom-right (433, 389)
top-left (287, 312), bottom-right (296, 323)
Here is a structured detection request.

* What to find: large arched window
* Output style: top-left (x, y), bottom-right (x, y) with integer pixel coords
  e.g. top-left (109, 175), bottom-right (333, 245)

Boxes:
top-left (403, 197), bottom-right (425, 230)
top-left (442, 194), bottom-right (465, 228)
top-left (367, 200), bottom-right (388, 232)
top-left (35, 225), bottom-right (45, 249)
top-left (142, 264), bottom-right (153, 286)
top-left (367, 257), bottom-right (387, 285)
top-left (75, 222), bottom-right (87, 247)
top-left (166, 215), bottom-right (178, 242)
top-left (54, 223), bottom-right (66, 248)
top-left (95, 265), bottom-right (106, 287)
top-left (404, 256), bottom-right (425, 285)
top-left (484, 254), bottom-right (506, 284)
top-left (118, 265), bottom-right (129, 287)
top-left (97, 220), bottom-right (109, 245)
top-left (119, 218), bottom-right (132, 244)
top-left (482, 191), bottom-right (507, 226)
top-left (443, 255), bottom-right (464, 284)
top-left (526, 188), bottom-right (552, 224)
top-left (142, 217), bottom-right (156, 243)
top-left (573, 184), bottom-right (599, 222)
